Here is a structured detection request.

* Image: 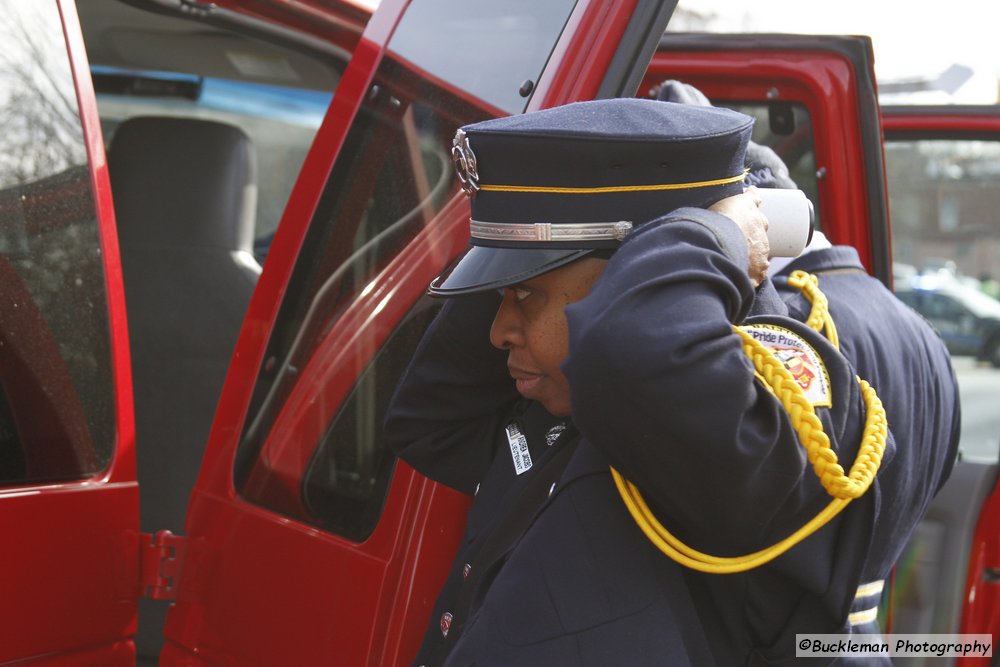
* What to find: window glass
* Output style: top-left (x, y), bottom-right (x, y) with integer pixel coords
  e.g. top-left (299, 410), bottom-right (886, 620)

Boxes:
top-left (388, 0), bottom-right (577, 114)
top-left (235, 0), bottom-right (578, 538)
top-left (235, 65), bottom-right (488, 538)
top-left (887, 137), bottom-right (1000, 462)
top-left (79, 0), bottom-right (344, 264)
top-left (0, 0), bottom-right (114, 484)
top-left (301, 297), bottom-right (442, 540)
top-left (93, 70), bottom-right (333, 264)
top-left (723, 101), bottom-right (822, 229)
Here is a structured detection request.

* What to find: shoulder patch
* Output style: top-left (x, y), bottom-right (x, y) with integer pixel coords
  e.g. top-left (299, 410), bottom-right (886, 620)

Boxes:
top-left (739, 323), bottom-right (832, 407)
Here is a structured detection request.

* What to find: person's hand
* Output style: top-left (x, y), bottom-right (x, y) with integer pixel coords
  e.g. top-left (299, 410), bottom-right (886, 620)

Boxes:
top-left (709, 186), bottom-right (770, 287)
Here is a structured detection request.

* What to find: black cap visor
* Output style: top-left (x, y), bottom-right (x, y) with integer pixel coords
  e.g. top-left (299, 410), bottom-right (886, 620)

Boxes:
top-left (429, 245), bottom-right (592, 296)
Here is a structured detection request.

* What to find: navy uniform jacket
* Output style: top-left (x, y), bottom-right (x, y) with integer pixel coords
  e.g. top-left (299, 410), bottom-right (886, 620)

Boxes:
top-left (386, 293), bottom-right (717, 666)
top-left (773, 246), bottom-right (961, 592)
top-left (387, 209), bottom-right (896, 666)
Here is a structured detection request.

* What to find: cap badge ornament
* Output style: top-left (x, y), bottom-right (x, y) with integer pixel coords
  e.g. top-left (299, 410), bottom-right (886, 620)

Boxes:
top-left (613, 221), bottom-right (633, 241)
top-left (440, 611), bottom-right (453, 638)
top-left (545, 423), bottom-right (566, 446)
top-left (452, 129), bottom-right (479, 197)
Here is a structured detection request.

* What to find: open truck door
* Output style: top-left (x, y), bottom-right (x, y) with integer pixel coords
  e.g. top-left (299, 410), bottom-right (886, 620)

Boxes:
top-left (0, 0), bottom-right (138, 664)
top-left (153, 1), bottom-right (676, 665)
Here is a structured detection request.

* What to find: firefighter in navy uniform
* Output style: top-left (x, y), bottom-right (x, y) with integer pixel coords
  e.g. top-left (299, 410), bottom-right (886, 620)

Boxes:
top-left (756, 148), bottom-right (961, 633)
top-left (656, 78), bottom-right (961, 650)
top-left (769, 241), bottom-right (961, 631)
top-left (385, 97), bottom-right (894, 666)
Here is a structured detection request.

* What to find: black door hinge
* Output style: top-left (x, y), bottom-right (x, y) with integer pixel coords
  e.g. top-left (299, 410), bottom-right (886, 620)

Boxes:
top-left (139, 530), bottom-right (188, 600)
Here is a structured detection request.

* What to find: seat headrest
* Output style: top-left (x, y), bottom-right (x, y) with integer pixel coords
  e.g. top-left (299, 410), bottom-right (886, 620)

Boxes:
top-left (109, 116), bottom-right (257, 253)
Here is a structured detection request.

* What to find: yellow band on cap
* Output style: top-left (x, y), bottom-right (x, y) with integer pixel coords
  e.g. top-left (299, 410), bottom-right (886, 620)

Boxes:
top-left (478, 170), bottom-right (747, 195)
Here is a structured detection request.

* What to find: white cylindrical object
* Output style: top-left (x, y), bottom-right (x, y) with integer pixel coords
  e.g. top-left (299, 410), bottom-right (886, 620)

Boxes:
top-left (758, 188), bottom-right (813, 258)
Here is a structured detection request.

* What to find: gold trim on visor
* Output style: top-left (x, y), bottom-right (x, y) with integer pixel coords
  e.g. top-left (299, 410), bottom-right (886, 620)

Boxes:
top-left (478, 170), bottom-right (747, 195)
top-left (470, 220), bottom-right (633, 243)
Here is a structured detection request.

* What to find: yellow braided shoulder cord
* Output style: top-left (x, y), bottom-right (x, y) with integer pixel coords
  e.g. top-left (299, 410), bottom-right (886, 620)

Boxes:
top-left (787, 270), bottom-right (840, 350)
top-left (611, 271), bottom-right (887, 573)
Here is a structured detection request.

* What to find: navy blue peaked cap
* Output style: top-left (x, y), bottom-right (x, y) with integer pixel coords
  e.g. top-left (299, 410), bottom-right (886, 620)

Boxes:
top-left (656, 79), bottom-right (798, 189)
top-left (430, 97), bottom-right (754, 296)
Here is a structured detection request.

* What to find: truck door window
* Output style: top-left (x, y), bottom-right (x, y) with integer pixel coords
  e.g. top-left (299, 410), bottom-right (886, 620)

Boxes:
top-left (721, 101), bottom-right (822, 230)
top-left (386, 0), bottom-right (577, 115)
top-left (0, 0), bottom-right (114, 485)
top-left (92, 71), bottom-right (334, 264)
top-left (234, 0), bottom-right (578, 540)
top-left (886, 136), bottom-right (1000, 463)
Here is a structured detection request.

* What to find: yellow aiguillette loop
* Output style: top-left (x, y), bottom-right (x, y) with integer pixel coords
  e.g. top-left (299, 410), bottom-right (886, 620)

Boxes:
top-left (611, 271), bottom-right (887, 574)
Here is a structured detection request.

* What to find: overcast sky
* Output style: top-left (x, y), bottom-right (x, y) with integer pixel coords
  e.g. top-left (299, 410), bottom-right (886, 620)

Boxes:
top-left (670, 1), bottom-right (1000, 104)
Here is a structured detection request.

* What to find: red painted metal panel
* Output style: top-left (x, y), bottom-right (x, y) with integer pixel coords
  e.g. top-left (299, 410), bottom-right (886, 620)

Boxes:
top-left (159, 467), bottom-right (469, 667)
top-left (530, 0), bottom-right (638, 110)
top-left (375, 474), bottom-right (471, 666)
top-left (957, 474), bottom-right (1000, 667)
top-left (0, 483), bottom-right (138, 664)
top-left (882, 111), bottom-right (1000, 134)
top-left (0, 1), bottom-right (140, 664)
top-left (59, 0), bottom-right (136, 486)
top-left (214, 0), bottom-right (372, 49)
top-left (9, 642), bottom-right (133, 667)
top-left (162, 466), bottom-right (465, 665)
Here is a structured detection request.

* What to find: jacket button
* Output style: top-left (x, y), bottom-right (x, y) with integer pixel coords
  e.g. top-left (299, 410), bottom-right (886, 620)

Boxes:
top-left (463, 563), bottom-right (472, 578)
top-left (440, 611), bottom-right (453, 638)
top-left (548, 482), bottom-right (556, 497)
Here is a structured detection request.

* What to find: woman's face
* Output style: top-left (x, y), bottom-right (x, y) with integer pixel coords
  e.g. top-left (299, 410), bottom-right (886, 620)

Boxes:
top-left (489, 257), bottom-right (607, 416)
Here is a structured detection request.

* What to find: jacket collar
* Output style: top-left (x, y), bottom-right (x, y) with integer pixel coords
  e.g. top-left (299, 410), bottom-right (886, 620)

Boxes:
top-left (775, 245), bottom-right (864, 276)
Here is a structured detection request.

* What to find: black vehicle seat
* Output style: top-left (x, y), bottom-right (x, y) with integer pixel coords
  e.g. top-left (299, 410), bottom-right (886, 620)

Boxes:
top-left (107, 116), bottom-right (260, 663)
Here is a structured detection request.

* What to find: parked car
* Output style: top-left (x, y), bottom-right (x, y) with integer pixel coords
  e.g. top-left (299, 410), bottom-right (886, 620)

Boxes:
top-left (1, 1), bottom-right (998, 666)
top-left (896, 273), bottom-right (1000, 366)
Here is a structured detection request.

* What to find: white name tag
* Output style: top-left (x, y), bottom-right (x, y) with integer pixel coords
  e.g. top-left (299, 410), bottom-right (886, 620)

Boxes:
top-left (506, 422), bottom-right (533, 475)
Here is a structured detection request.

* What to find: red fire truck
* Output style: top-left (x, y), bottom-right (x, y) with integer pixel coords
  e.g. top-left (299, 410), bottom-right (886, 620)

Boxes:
top-left (2, 0), bottom-right (999, 664)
